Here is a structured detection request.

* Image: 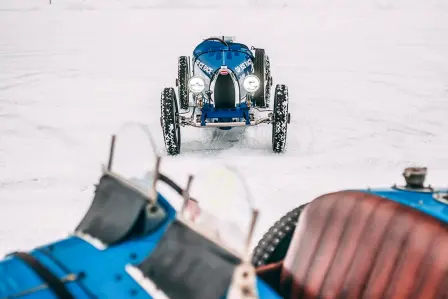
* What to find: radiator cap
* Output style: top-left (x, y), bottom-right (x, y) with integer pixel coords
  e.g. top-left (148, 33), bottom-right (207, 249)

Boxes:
top-left (403, 167), bottom-right (427, 189)
top-left (393, 167), bottom-right (433, 193)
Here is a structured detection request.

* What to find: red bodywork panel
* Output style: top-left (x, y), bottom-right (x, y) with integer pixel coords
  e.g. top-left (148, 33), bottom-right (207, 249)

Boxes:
top-left (257, 191), bottom-right (448, 299)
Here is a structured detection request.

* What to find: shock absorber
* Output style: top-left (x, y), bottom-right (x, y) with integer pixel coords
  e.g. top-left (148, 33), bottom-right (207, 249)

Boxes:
top-left (205, 90), bottom-right (213, 105)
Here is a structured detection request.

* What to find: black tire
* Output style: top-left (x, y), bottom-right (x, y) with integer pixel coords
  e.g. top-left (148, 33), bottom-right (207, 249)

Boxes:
top-left (265, 55), bottom-right (273, 108)
top-left (253, 48), bottom-right (267, 108)
top-left (272, 84), bottom-right (289, 153)
top-left (178, 56), bottom-right (189, 110)
top-left (160, 87), bottom-right (181, 155)
top-left (251, 204), bottom-right (307, 267)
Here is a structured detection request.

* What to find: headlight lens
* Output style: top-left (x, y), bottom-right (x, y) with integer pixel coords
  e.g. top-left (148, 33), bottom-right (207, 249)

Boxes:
top-left (188, 77), bottom-right (205, 93)
top-left (243, 75), bottom-right (261, 93)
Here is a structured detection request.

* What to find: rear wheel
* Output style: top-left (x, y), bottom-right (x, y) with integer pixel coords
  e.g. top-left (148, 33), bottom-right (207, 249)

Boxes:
top-left (177, 56), bottom-right (189, 110)
top-left (272, 84), bottom-right (290, 153)
top-left (160, 87), bottom-right (181, 155)
top-left (265, 55), bottom-right (273, 107)
top-left (253, 48), bottom-right (267, 108)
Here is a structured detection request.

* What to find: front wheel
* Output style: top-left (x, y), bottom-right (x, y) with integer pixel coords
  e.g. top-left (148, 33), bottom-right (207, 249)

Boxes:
top-left (272, 84), bottom-right (290, 153)
top-left (160, 87), bottom-right (181, 155)
top-left (251, 204), bottom-right (307, 267)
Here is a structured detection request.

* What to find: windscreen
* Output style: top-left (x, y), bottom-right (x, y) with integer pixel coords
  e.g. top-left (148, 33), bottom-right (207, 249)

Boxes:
top-left (184, 165), bottom-right (257, 258)
top-left (108, 122), bottom-right (159, 191)
top-left (109, 123), bottom-right (257, 258)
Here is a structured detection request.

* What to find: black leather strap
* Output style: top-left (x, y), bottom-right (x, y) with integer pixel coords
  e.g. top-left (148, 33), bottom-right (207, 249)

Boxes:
top-left (159, 172), bottom-right (198, 203)
top-left (13, 251), bottom-right (74, 299)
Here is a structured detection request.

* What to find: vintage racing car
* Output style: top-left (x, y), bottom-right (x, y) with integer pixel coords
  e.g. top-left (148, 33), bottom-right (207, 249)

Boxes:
top-left (0, 124), bottom-right (446, 299)
top-left (0, 124), bottom-right (282, 299)
top-left (253, 166), bottom-right (448, 298)
top-left (160, 36), bottom-right (291, 155)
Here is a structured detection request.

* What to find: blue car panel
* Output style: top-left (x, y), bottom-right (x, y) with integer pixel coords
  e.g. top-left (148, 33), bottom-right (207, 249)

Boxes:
top-left (192, 40), bottom-right (255, 80)
top-left (0, 191), bottom-right (282, 299)
top-left (362, 187), bottom-right (448, 224)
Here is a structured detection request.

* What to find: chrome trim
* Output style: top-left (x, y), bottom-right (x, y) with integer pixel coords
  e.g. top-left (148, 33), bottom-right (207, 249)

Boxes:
top-left (242, 74), bottom-right (261, 93)
top-left (188, 76), bottom-right (206, 94)
top-left (183, 117), bottom-right (272, 128)
top-left (227, 262), bottom-right (259, 299)
top-left (393, 185), bottom-right (434, 193)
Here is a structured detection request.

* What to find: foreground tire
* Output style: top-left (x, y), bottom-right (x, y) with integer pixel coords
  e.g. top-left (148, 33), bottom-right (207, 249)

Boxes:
top-left (272, 84), bottom-right (289, 153)
top-left (177, 56), bottom-right (189, 110)
top-left (161, 87), bottom-right (181, 155)
top-left (253, 48), bottom-right (267, 108)
top-left (251, 204), bottom-right (307, 267)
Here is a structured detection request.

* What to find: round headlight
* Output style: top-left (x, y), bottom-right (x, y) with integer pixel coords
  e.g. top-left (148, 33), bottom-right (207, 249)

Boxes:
top-left (243, 75), bottom-right (261, 93)
top-left (188, 77), bottom-right (205, 93)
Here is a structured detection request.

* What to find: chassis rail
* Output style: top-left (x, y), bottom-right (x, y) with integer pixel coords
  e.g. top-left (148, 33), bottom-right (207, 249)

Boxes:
top-left (180, 116), bottom-right (272, 128)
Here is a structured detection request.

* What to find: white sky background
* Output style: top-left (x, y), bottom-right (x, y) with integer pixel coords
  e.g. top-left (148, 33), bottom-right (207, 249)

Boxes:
top-left (0, 0), bottom-right (447, 256)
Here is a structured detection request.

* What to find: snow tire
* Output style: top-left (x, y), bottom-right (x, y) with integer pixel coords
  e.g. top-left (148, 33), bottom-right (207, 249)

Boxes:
top-left (161, 87), bottom-right (181, 155)
top-left (272, 84), bottom-right (289, 153)
top-left (265, 55), bottom-right (272, 108)
top-left (251, 204), bottom-right (307, 267)
top-left (178, 56), bottom-right (189, 110)
top-left (253, 48), bottom-right (267, 108)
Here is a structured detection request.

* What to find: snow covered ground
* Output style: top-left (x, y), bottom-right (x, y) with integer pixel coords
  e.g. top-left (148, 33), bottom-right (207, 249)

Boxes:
top-left (1, 0), bottom-right (448, 257)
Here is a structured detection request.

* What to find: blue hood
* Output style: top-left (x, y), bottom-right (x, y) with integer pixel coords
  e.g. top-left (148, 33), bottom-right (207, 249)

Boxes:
top-left (192, 40), bottom-right (255, 79)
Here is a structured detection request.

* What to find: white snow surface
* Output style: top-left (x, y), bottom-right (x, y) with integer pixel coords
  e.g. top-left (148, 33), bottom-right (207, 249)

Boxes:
top-left (1, 0), bottom-right (448, 256)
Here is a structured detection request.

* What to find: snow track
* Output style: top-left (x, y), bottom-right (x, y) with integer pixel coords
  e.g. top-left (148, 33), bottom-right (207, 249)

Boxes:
top-left (0, 0), bottom-right (448, 256)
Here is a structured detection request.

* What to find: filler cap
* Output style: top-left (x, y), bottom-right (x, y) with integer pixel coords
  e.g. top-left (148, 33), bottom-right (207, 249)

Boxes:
top-left (403, 167), bottom-right (427, 189)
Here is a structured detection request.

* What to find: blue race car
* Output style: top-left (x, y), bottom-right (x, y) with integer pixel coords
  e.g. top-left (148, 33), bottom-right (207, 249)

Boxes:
top-left (253, 166), bottom-right (448, 298)
top-left (160, 36), bottom-right (291, 155)
top-left (0, 124), bottom-right (283, 299)
top-left (252, 166), bottom-right (448, 266)
top-left (0, 122), bottom-right (446, 299)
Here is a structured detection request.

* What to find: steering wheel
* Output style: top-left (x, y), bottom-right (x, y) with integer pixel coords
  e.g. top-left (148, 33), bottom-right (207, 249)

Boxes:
top-left (203, 37), bottom-right (229, 46)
